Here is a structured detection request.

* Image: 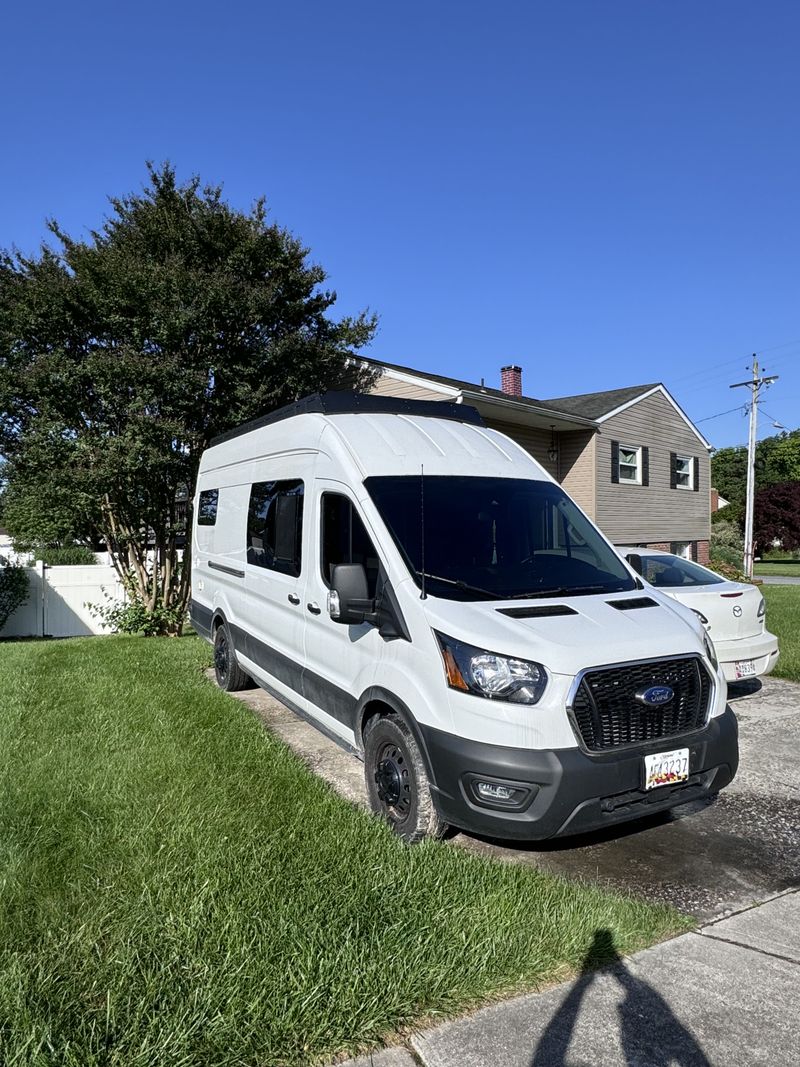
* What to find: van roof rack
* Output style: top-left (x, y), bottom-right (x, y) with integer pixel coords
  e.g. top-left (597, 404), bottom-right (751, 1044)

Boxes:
top-left (209, 390), bottom-right (484, 446)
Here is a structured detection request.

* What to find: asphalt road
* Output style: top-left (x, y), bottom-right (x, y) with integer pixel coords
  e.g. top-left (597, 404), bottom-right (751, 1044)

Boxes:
top-left (221, 672), bottom-right (800, 922)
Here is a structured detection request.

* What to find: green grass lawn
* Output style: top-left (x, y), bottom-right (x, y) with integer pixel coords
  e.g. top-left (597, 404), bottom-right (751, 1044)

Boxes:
top-left (754, 561), bottom-right (800, 578)
top-left (763, 585), bottom-right (800, 682)
top-left (0, 636), bottom-right (688, 1066)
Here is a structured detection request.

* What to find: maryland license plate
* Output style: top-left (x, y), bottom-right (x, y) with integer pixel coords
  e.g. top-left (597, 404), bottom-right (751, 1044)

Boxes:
top-left (735, 660), bottom-right (757, 679)
top-left (644, 748), bottom-right (689, 791)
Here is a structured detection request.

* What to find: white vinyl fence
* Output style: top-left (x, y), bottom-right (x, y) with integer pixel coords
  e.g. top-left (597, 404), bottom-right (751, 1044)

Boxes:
top-left (2, 562), bottom-right (125, 639)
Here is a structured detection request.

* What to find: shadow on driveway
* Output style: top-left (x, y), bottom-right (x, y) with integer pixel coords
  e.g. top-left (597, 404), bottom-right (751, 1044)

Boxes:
top-left (530, 930), bottom-right (711, 1067)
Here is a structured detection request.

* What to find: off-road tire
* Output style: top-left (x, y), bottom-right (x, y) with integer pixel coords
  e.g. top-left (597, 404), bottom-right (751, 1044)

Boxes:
top-left (364, 712), bottom-right (447, 843)
top-left (213, 622), bottom-right (251, 692)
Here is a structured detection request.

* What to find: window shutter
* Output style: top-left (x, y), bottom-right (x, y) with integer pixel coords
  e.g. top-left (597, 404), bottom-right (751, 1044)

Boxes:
top-left (641, 447), bottom-right (650, 487)
top-left (691, 540), bottom-right (698, 561)
top-left (670, 452), bottom-right (677, 489)
top-left (693, 456), bottom-right (700, 492)
top-left (611, 440), bottom-right (620, 483)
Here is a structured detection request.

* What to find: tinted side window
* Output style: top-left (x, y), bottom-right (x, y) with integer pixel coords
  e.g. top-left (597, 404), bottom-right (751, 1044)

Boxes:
top-left (247, 480), bottom-right (304, 576)
top-left (197, 489), bottom-right (219, 526)
top-left (321, 494), bottom-right (380, 598)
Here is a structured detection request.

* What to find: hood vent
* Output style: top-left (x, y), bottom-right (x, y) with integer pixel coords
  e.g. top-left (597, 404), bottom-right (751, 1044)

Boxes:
top-left (607, 597), bottom-right (658, 611)
top-left (497, 605), bottom-right (578, 619)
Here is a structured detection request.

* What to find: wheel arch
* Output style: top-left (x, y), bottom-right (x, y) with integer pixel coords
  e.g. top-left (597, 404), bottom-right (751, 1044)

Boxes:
top-left (355, 686), bottom-right (438, 787)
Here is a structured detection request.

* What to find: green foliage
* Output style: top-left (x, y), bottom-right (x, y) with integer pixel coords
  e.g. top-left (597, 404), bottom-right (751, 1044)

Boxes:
top-left (89, 584), bottom-right (185, 637)
top-left (0, 556), bottom-right (28, 632)
top-left (0, 636), bottom-right (688, 1065)
top-left (712, 429), bottom-right (800, 534)
top-left (34, 545), bottom-right (98, 566)
top-left (754, 480), bottom-right (800, 552)
top-left (710, 519), bottom-right (743, 553)
top-left (0, 163), bottom-right (378, 633)
top-left (708, 557), bottom-right (751, 583)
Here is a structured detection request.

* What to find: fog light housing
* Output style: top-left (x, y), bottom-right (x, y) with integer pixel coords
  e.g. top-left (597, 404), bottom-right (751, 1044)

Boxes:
top-left (466, 775), bottom-right (535, 811)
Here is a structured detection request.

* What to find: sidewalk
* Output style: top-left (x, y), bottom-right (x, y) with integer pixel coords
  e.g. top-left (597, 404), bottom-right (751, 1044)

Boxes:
top-left (336, 890), bottom-right (800, 1067)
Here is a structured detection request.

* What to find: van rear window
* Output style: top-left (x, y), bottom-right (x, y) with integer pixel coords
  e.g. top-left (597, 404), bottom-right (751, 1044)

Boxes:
top-left (247, 480), bottom-right (304, 576)
top-left (197, 489), bottom-right (219, 526)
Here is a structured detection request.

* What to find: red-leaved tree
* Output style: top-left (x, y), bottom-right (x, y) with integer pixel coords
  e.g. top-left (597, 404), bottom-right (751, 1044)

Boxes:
top-left (754, 481), bottom-right (800, 553)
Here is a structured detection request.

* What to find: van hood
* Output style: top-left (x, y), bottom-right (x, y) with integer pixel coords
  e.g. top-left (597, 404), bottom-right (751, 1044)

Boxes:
top-left (418, 587), bottom-right (707, 676)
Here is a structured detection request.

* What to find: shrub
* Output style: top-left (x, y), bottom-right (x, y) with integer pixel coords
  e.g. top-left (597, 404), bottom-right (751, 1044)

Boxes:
top-left (89, 585), bottom-right (186, 637)
top-left (709, 544), bottom-right (743, 569)
top-left (0, 556), bottom-right (29, 632)
top-left (35, 545), bottom-right (98, 566)
top-left (710, 519), bottom-right (743, 554)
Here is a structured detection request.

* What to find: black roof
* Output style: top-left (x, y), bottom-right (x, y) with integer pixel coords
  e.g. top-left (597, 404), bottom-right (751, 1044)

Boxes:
top-left (366, 358), bottom-right (661, 422)
top-left (367, 358), bottom-right (588, 419)
top-left (541, 383), bottom-right (661, 419)
top-left (209, 390), bottom-right (484, 446)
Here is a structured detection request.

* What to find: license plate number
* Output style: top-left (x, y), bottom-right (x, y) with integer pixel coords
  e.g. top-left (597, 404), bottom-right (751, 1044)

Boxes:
top-left (735, 660), bottom-right (756, 679)
top-left (644, 748), bottom-right (689, 790)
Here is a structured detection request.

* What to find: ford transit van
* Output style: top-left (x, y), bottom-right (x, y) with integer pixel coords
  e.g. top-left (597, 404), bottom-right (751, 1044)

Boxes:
top-left (190, 392), bottom-right (738, 842)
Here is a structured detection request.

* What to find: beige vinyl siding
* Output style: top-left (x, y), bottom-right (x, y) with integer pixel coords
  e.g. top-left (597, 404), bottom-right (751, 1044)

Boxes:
top-left (367, 372), bottom-right (450, 402)
top-left (558, 430), bottom-right (596, 519)
top-left (596, 392), bottom-right (710, 544)
top-left (484, 419), bottom-right (558, 479)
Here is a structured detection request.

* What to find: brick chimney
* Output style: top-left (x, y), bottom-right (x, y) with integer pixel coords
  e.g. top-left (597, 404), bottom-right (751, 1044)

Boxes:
top-left (501, 364), bottom-right (523, 397)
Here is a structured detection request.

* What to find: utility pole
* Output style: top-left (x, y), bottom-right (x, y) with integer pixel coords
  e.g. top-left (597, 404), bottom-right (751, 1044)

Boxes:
top-left (730, 355), bottom-right (778, 578)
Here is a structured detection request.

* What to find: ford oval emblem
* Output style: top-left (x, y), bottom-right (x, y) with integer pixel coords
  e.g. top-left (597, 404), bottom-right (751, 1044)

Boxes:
top-left (636, 685), bottom-right (675, 707)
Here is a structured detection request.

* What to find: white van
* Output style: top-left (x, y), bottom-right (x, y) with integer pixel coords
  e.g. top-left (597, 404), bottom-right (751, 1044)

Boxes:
top-left (191, 393), bottom-right (738, 842)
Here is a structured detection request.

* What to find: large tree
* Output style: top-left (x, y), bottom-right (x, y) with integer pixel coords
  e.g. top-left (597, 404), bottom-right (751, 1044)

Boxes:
top-left (711, 428), bottom-right (800, 531)
top-left (0, 164), bottom-right (377, 632)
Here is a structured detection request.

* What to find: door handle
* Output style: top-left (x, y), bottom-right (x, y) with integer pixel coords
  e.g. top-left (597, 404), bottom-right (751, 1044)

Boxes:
top-left (287, 593), bottom-right (300, 605)
top-left (307, 602), bottom-right (322, 615)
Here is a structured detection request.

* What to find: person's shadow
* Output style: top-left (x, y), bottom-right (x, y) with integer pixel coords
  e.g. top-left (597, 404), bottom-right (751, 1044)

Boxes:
top-left (531, 929), bottom-right (711, 1066)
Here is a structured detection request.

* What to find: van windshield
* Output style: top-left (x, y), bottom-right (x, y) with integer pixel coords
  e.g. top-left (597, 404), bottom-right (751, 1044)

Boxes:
top-left (365, 476), bottom-right (637, 602)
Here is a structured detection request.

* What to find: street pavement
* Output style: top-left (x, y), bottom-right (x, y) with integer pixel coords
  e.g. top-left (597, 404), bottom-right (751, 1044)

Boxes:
top-left (760, 575), bottom-right (800, 584)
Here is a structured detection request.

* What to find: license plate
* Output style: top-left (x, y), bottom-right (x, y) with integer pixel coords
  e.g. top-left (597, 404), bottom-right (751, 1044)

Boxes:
top-left (644, 748), bottom-right (689, 790)
top-left (735, 660), bottom-right (756, 679)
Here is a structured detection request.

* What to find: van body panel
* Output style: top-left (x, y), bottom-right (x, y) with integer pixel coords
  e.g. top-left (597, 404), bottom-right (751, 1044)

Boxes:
top-left (192, 397), bottom-right (737, 841)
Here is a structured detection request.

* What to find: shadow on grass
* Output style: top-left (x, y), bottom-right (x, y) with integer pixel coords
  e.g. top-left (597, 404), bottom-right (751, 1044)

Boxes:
top-left (530, 929), bottom-right (710, 1066)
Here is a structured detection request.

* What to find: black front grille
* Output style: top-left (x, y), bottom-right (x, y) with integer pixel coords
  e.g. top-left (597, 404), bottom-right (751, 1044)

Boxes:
top-left (571, 657), bottom-right (712, 752)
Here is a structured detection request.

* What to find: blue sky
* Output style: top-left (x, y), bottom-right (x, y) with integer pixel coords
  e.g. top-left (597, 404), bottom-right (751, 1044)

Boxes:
top-left (1, 1), bottom-right (797, 448)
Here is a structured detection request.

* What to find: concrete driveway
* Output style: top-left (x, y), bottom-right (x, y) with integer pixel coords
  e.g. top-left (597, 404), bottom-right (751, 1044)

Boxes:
top-left (221, 673), bottom-right (800, 922)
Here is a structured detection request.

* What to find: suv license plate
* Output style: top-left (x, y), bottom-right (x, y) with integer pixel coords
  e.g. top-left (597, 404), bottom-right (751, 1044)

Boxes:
top-left (735, 660), bottom-right (756, 679)
top-left (644, 748), bottom-right (689, 791)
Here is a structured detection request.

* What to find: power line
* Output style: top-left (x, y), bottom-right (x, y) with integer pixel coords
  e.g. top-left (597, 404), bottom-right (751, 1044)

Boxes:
top-left (695, 404), bottom-right (748, 424)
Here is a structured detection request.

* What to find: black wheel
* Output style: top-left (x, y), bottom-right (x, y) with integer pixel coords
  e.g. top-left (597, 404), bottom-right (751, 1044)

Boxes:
top-left (364, 712), bottom-right (447, 843)
top-left (213, 622), bottom-right (250, 692)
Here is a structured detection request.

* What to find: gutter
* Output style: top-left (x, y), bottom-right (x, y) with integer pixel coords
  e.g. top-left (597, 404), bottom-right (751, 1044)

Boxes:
top-left (459, 389), bottom-right (599, 429)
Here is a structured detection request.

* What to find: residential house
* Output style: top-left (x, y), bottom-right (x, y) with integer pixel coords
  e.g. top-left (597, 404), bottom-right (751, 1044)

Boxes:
top-left (364, 359), bottom-right (713, 563)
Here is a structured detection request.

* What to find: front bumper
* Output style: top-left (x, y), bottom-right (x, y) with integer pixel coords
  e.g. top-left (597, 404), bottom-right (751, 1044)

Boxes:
top-left (420, 707), bottom-right (739, 841)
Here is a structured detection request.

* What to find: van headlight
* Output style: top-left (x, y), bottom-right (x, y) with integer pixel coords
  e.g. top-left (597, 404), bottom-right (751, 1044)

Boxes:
top-left (703, 633), bottom-right (719, 671)
top-left (435, 632), bottom-right (547, 705)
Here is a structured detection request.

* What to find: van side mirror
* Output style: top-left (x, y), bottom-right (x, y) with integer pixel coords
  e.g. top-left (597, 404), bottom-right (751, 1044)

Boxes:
top-left (328, 564), bottom-right (377, 625)
top-left (627, 553), bottom-right (643, 576)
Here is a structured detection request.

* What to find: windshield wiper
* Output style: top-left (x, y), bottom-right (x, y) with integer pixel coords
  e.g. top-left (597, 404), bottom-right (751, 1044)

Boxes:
top-left (509, 584), bottom-right (608, 600)
top-left (414, 571), bottom-right (498, 600)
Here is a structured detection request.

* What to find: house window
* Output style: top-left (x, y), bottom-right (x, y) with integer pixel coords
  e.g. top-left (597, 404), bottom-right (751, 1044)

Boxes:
top-left (670, 541), bottom-right (694, 560)
top-left (618, 445), bottom-right (642, 483)
top-left (611, 441), bottom-right (649, 485)
top-left (247, 479), bottom-right (304, 576)
top-left (197, 489), bottom-right (219, 526)
top-left (670, 453), bottom-right (699, 491)
top-left (674, 456), bottom-right (694, 490)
